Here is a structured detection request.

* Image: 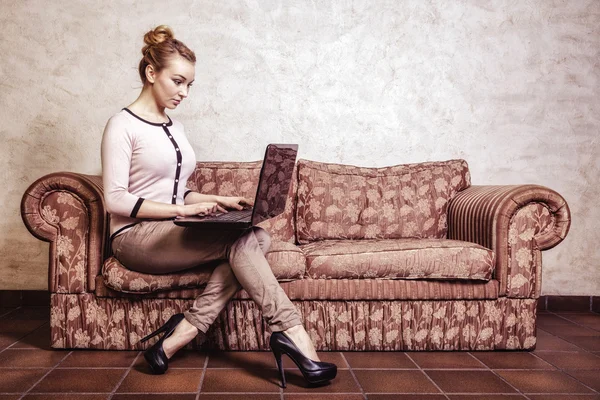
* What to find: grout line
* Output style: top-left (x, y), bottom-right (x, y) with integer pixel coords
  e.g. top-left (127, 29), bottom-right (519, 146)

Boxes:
top-left (537, 326), bottom-right (600, 356)
top-left (17, 349), bottom-right (73, 400)
top-left (107, 350), bottom-right (141, 399)
top-left (360, 392), bottom-right (597, 396)
top-left (339, 352), bottom-right (367, 400)
top-left (195, 352), bottom-right (210, 400)
top-left (0, 322), bottom-right (49, 356)
top-left (0, 306), bottom-right (21, 319)
top-left (528, 344), bottom-right (600, 394)
top-left (466, 351), bottom-right (530, 400)
top-left (404, 352), bottom-right (450, 400)
top-left (546, 312), bottom-right (600, 333)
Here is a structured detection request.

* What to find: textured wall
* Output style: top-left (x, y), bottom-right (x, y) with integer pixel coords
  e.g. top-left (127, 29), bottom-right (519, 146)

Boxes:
top-left (1, 0), bottom-right (598, 294)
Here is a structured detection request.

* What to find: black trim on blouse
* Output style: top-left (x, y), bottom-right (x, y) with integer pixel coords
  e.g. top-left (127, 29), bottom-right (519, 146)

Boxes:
top-left (122, 107), bottom-right (173, 127)
top-left (130, 198), bottom-right (145, 218)
top-left (161, 125), bottom-right (183, 204)
top-left (184, 189), bottom-right (193, 199)
top-left (121, 107), bottom-right (181, 205)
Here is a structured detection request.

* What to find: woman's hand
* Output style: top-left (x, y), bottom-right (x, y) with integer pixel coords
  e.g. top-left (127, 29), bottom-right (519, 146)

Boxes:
top-left (217, 196), bottom-right (254, 211)
top-left (179, 202), bottom-right (227, 217)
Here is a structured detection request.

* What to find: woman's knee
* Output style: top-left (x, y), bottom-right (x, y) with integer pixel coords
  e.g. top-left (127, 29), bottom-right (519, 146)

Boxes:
top-left (252, 226), bottom-right (271, 255)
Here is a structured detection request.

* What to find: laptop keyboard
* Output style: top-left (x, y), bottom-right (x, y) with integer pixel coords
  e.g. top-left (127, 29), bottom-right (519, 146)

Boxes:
top-left (201, 209), bottom-right (252, 222)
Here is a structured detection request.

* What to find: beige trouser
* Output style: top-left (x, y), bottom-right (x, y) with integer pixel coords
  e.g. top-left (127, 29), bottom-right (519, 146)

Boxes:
top-left (111, 221), bottom-right (302, 333)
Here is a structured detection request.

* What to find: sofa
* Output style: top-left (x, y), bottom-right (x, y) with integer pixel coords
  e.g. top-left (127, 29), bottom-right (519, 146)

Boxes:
top-left (21, 158), bottom-right (571, 351)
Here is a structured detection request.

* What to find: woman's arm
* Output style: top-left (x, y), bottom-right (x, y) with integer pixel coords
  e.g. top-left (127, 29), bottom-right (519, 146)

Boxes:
top-left (134, 198), bottom-right (224, 219)
top-left (184, 191), bottom-right (220, 205)
top-left (184, 191), bottom-right (252, 211)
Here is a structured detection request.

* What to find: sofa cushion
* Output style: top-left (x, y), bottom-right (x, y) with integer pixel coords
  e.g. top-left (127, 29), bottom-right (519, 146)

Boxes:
top-left (296, 159), bottom-right (470, 244)
top-left (300, 239), bottom-right (494, 280)
top-left (185, 161), bottom-right (297, 243)
top-left (102, 241), bottom-right (306, 294)
top-left (95, 275), bottom-right (500, 300)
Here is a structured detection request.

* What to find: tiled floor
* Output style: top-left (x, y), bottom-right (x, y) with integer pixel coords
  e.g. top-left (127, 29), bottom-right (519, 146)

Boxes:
top-left (1, 307), bottom-right (599, 399)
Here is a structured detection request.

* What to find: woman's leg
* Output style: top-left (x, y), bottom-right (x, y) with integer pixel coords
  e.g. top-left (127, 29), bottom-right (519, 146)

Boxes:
top-left (162, 227), bottom-right (273, 357)
top-left (114, 221), bottom-right (318, 359)
top-left (227, 227), bottom-right (320, 360)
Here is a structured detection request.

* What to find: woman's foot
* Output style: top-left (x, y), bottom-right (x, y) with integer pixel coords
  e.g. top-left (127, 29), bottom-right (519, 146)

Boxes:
top-left (161, 317), bottom-right (199, 359)
top-left (281, 325), bottom-right (320, 361)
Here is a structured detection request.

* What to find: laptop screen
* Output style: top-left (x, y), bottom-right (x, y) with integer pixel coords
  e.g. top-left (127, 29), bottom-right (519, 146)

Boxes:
top-left (251, 144), bottom-right (298, 225)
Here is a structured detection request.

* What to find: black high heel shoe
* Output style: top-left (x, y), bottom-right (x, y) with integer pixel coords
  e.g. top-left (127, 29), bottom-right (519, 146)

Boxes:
top-left (270, 331), bottom-right (337, 388)
top-left (140, 313), bottom-right (185, 374)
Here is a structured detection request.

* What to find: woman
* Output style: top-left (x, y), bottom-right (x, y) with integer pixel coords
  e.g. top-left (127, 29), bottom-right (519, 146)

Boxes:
top-left (101, 25), bottom-right (336, 387)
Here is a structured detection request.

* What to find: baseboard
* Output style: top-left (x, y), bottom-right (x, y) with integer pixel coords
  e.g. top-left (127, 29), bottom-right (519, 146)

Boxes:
top-left (537, 295), bottom-right (600, 312)
top-left (1, 290), bottom-right (599, 312)
top-left (0, 290), bottom-right (51, 307)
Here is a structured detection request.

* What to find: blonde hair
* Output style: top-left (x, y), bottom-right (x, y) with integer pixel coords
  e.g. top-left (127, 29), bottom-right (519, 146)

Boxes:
top-left (138, 25), bottom-right (196, 84)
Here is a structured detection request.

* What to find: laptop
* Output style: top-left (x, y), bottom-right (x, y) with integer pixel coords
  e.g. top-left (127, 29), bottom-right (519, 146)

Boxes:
top-left (173, 144), bottom-right (298, 229)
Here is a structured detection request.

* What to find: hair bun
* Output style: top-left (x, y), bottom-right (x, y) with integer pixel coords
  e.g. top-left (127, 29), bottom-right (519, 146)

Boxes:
top-left (142, 25), bottom-right (174, 55)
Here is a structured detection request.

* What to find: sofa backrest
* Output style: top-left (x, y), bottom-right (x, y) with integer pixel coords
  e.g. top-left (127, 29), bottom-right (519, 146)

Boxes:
top-left (186, 161), bottom-right (297, 243)
top-left (296, 159), bottom-right (470, 244)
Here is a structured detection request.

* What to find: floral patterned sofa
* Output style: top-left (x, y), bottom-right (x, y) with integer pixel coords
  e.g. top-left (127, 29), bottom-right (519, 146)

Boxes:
top-left (21, 158), bottom-right (570, 351)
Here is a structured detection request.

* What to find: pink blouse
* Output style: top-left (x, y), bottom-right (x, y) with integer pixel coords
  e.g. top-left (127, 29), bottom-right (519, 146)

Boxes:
top-left (101, 108), bottom-right (196, 239)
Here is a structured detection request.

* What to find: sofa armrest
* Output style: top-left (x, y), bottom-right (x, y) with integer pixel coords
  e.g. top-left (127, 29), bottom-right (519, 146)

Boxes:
top-left (447, 185), bottom-right (570, 298)
top-left (21, 172), bottom-right (107, 293)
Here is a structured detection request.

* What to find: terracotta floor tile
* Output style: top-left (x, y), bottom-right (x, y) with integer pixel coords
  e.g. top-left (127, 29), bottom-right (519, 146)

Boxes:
top-left (116, 368), bottom-right (203, 393)
top-left (0, 320), bottom-right (47, 334)
top-left (61, 350), bottom-right (138, 367)
top-left (472, 352), bottom-right (555, 369)
top-left (343, 351), bottom-right (416, 368)
top-left (201, 369), bottom-right (280, 392)
top-left (0, 349), bottom-right (67, 368)
top-left (535, 351), bottom-right (600, 369)
top-left (112, 395), bottom-right (197, 400)
top-left (283, 352), bottom-right (346, 369)
top-left (131, 350), bottom-right (206, 370)
top-left (167, 349), bottom-right (207, 368)
top-left (555, 313), bottom-right (600, 331)
top-left (285, 395), bottom-right (364, 400)
top-left (23, 395), bottom-right (110, 400)
top-left (0, 368), bottom-right (48, 392)
top-left (10, 325), bottom-right (52, 349)
top-left (206, 351), bottom-right (275, 369)
top-left (0, 308), bottom-right (17, 317)
top-left (0, 307), bottom-right (49, 321)
top-left (527, 396), bottom-right (600, 400)
top-left (496, 370), bottom-right (594, 394)
top-left (561, 336), bottom-right (600, 351)
top-left (31, 368), bottom-right (126, 393)
top-left (354, 370), bottom-right (440, 393)
top-left (565, 369), bottom-right (600, 391)
top-left (537, 314), bottom-right (579, 326)
top-left (198, 395), bottom-right (280, 400)
top-left (282, 370), bottom-right (359, 393)
top-left (367, 396), bottom-right (447, 400)
top-left (426, 370), bottom-right (517, 394)
top-left (446, 396), bottom-right (527, 400)
top-left (409, 352), bottom-right (485, 369)
top-left (536, 330), bottom-right (584, 351)
top-left (0, 396), bottom-right (21, 400)
top-left (0, 334), bottom-right (21, 349)
top-left (540, 325), bottom-right (600, 338)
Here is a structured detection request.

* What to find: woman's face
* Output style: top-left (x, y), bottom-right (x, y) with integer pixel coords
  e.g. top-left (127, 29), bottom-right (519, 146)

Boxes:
top-left (147, 55), bottom-right (195, 110)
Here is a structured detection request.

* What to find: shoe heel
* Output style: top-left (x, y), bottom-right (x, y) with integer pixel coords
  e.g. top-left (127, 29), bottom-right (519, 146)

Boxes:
top-left (140, 324), bottom-right (168, 343)
top-left (272, 349), bottom-right (286, 388)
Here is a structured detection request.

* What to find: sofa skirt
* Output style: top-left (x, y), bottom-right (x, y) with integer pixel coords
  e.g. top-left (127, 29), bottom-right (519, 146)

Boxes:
top-left (50, 293), bottom-right (536, 351)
